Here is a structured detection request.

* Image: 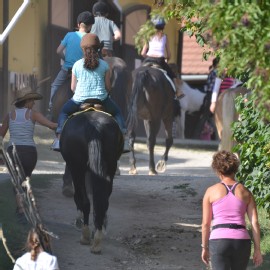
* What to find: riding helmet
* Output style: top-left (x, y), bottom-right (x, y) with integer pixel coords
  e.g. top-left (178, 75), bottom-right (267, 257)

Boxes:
top-left (151, 15), bottom-right (166, 28)
top-left (77, 11), bottom-right (95, 25)
top-left (81, 33), bottom-right (101, 49)
top-left (92, 1), bottom-right (109, 16)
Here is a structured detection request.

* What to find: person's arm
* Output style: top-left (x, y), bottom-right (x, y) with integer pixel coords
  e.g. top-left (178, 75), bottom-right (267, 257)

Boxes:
top-left (71, 72), bottom-right (77, 92)
top-left (247, 193), bottom-right (263, 267)
top-left (56, 44), bottom-right (66, 61)
top-left (0, 114), bottom-right (9, 138)
top-left (141, 43), bottom-right (148, 58)
top-left (201, 188), bottom-right (212, 266)
top-left (113, 29), bottom-right (121, 41)
top-left (165, 35), bottom-right (171, 61)
top-left (31, 111), bottom-right (57, 130)
top-left (210, 77), bottom-right (222, 113)
top-left (105, 70), bottom-right (111, 93)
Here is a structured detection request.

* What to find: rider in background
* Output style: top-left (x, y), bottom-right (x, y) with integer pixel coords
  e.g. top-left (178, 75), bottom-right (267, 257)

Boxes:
top-left (91, 0), bottom-right (121, 57)
top-left (141, 16), bottom-right (185, 99)
top-left (51, 33), bottom-right (129, 153)
top-left (48, 11), bottom-right (95, 116)
top-left (210, 67), bottom-right (236, 113)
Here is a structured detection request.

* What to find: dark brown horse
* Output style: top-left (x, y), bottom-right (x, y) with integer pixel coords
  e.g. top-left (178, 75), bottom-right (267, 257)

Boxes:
top-left (127, 66), bottom-right (175, 175)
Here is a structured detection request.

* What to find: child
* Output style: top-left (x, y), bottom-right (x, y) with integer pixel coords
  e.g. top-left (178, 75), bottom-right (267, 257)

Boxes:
top-left (90, 1), bottom-right (121, 57)
top-left (51, 33), bottom-right (129, 153)
top-left (141, 16), bottom-right (185, 99)
top-left (48, 11), bottom-right (95, 113)
top-left (13, 228), bottom-right (59, 270)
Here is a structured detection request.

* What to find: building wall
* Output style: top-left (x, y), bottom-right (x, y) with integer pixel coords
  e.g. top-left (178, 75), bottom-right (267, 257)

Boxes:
top-left (8, 1), bottom-right (48, 75)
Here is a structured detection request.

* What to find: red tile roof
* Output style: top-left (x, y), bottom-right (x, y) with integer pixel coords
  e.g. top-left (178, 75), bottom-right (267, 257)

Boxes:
top-left (182, 33), bottom-right (213, 75)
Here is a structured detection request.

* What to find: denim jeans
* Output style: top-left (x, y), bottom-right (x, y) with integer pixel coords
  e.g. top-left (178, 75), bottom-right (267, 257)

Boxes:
top-left (209, 239), bottom-right (251, 270)
top-left (56, 96), bottom-right (126, 134)
top-left (49, 68), bottom-right (70, 108)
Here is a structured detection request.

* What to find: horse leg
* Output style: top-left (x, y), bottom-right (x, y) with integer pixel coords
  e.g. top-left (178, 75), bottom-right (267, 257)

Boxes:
top-left (128, 130), bottom-right (137, 175)
top-left (62, 165), bottom-right (74, 198)
top-left (144, 120), bottom-right (160, 175)
top-left (90, 174), bottom-right (112, 254)
top-left (180, 108), bottom-right (185, 139)
top-left (69, 168), bottom-right (91, 245)
top-left (156, 118), bottom-right (173, 173)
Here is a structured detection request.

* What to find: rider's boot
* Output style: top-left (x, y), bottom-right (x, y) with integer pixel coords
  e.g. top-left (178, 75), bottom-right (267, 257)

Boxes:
top-left (51, 136), bottom-right (60, 152)
top-left (122, 135), bottom-right (130, 154)
top-left (174, 78), bottom-right (185, 100)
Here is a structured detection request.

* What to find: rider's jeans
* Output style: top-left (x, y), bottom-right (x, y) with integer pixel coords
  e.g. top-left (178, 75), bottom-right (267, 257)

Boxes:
top-left (56, 96), bottom-right (126, 135)
top-left (49, 68), bottom-right (70, 108)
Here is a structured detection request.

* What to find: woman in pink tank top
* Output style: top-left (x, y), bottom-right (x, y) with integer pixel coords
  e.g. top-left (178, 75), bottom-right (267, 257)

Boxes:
top-left (201, 150), bottom-right (263, 270)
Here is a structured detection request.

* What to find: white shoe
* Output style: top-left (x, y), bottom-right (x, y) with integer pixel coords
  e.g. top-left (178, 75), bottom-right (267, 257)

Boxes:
top-left (51, 138), bottom-right (60, 152)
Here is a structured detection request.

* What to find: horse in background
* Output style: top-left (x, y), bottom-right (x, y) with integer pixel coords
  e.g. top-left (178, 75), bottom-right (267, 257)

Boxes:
top-left (127, 66), bottom-right (175, 175)
top-left (60, 110), bottom-right (123, 253)
top-left (214, 86), bottom-right (249, 151)
top-left (174, 80), bottom-right (206, 139)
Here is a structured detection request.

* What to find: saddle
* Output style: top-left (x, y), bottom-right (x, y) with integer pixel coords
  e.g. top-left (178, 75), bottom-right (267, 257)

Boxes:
top-left (80, 98), bottom-right (105, 112)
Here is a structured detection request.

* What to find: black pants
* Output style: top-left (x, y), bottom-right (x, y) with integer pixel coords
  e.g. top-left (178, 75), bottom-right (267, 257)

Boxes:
top-left (7, 145), bottom-right (37, 178)
top-left (209, 239), bottom-right (251, 270)
top-left (143, 57), bottom-right (176, 80)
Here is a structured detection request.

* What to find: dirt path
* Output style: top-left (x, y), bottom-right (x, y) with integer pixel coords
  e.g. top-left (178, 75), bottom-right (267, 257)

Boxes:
top-left (19, 126), bottom-right (217, 270)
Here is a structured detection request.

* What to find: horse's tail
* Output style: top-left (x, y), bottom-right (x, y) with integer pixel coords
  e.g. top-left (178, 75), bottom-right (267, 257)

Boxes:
top-left (88, 128), bottom-right (108, 180)
top-left (221, 90), bottom-right (236, 151)
top-left (126, 69), bottom-right (149, 132)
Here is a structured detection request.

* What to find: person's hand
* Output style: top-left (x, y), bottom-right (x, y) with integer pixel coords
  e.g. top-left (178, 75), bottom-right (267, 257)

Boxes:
top-left (253, 249), bottom-right (263, 267)
top-left (201, 248), bottom-right (210, 265)
top-left (210, 102), bottom-right (216, 113)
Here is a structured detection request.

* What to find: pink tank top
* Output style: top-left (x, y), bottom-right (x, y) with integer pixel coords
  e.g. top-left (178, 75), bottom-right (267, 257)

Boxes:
top-left (210, 183), bottom-right (250, 240)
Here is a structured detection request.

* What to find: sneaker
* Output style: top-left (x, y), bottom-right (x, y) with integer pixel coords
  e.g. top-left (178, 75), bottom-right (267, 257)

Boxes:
top-left (122, 138), bottom-right (130, 154)
top-left (51, 138), bottom-right (60, 152)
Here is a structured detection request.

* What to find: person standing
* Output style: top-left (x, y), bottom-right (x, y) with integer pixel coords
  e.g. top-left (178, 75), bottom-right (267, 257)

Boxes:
top-left (0, 86), bottom-right (57, 177)
top-left (48, 11), bottom-right (95, 113)
top-left (13, 228), bottom-right (59, 270)
top-left (51, 33), bottom-right (129, 153)
top-left (141, 15), bottom-right (184, 99)
top-left (201, 150), bottom-right (263, 269)
top-left (90, 0), bottom-right (121, 57)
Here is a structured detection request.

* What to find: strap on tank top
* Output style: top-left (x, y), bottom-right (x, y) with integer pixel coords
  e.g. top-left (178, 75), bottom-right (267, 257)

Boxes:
top-left (221, 182), bottom-right (239, 195)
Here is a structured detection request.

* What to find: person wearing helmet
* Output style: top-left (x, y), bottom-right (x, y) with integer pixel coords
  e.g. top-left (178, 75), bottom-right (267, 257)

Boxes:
top-left (51, 33), bottom-right (129, 153)
top-left (141, 16), bottom-right (185, 99)
top-left (90, 0), bottom-right (121, 57)
top-left (48, 11), bottom-right (95, 117)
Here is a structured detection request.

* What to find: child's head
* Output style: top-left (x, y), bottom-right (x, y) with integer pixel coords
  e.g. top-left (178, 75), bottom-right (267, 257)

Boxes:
top-left (151, 15), bottom-right (166, 30)
top-left (77, 11), bottom-right (95, 32)
top-left (92, 1), bottom-right (109, 17)
top-left (81, 33), bottom-right (101, 70)
top-left (26, 228), bottom-right (42, 261)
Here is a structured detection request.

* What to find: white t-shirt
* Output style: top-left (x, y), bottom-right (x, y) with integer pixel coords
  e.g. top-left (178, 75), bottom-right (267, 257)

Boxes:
top-left (13, 251), bottom-right (59, 270)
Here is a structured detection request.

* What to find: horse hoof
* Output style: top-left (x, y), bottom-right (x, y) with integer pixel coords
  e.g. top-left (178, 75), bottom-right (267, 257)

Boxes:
top-left (149, 170), bottom-right (157, 176)
top-left (80, 225), bottom-right (91, 245)
top-left (129, 168), bottom-right (138, 175)
top-left (90, 247), bottom-right (101, 255)
top-left (62, 184), bottom-right (74, 198)
top-left (155, 160), bottom-right (166, 173)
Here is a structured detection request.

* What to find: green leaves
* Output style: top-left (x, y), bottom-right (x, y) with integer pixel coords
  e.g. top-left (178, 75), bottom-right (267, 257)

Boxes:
top-left (232, 94), bottom-right (270, 213)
